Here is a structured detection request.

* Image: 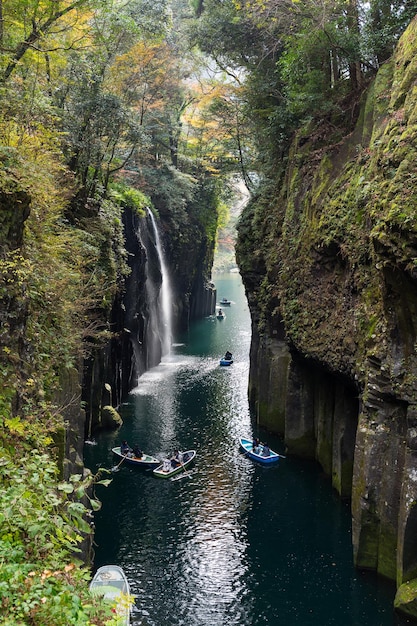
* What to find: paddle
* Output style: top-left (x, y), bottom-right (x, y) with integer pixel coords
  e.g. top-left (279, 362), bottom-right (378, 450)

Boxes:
top-left (171, 455), bottom-right (192, 481)
top-left (111, 454), bottom-right (127, 472)
top-left (179, 459), bottom-right (192, 479)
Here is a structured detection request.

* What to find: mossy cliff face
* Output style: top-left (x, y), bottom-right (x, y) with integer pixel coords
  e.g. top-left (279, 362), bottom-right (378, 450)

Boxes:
top-left (237, 16), bottom-right (417, 617)
top-left (85, 198), bottom-right (217, 434)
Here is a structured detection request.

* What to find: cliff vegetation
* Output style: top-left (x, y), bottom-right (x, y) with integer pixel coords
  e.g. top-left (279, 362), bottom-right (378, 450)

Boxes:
top-left (0, 0), bottom-right (240, 623)
top-left (194, 0), bottom-right (417, 619)
top-left (3, 0), bottom-right (417, 621)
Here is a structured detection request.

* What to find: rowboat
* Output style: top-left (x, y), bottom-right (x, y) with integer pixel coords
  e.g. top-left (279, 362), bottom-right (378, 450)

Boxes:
top-left (153, 450), bottom-right (196, 478)
top-left (112, 446), bottom-right (160, 469)
top-left (217, 311), bottom-right (225, 320)
top-left (90, 565), bottom-right (132, 626)
top-left (239, 437), bottom-right (282, 464)
top-left (220, 358), bottom-right (233, 366)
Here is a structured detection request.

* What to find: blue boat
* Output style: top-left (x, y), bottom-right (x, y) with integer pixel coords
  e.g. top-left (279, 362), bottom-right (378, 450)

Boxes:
top-left (239, 437), bottom-right (283, 464)
top-left (220, 351), bottom-right (233, 366)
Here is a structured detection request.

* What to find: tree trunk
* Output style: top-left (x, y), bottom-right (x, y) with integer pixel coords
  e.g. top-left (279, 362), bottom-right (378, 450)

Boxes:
top-left (346, 0), bottom-right (362, 91)
top-left (0, 0), bottom-right (3, 48)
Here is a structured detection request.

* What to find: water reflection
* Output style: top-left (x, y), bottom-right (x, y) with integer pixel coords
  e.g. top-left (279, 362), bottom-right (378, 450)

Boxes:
top-left (85, 274), bottom-right (408, 626)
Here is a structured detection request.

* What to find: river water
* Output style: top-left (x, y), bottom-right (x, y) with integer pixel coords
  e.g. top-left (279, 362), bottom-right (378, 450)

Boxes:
top-left (84, 273), bottom-right (410, 626)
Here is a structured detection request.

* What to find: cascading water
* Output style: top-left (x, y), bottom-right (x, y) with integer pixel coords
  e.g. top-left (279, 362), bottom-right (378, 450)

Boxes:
top-left (146, 208), bottom-right (173, 357)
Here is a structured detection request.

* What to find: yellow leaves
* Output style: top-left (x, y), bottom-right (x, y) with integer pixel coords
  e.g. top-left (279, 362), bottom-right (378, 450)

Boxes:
top-left (232, 0), bottom-right (267, 11)
top-left (179, 77), bottom-right (242, 165)
top-left (110, 40), bottom-right (177, 99)
top-left (5, 416), bottom-right (26, 435)
top-left (0, 117), bottom-right (73, 237)
top-left (1, 0), bottom-right (95, 84)
top-left (108, 40), bottom-right (184, 127)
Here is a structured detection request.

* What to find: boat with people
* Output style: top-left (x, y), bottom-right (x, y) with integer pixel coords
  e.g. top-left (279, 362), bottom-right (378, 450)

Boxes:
top-left (217, 308), bottom-right (225, 320)
top-left (220, 350), bottom-right (233, 366)
top-left (112, 446), bottom-right (161, 469)
top-left (153, 450), bottom-right (196, 478)
top-left (239, 437), bottom-right (283, 464)
top-left (219, 297), bottom-right (232, 306)
top-left (89, 564), bottom-right (132, 626)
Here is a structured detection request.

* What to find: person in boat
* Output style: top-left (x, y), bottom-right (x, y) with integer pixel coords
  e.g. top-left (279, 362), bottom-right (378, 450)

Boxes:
top-left (218, 308), bottom-right (223, 316)
top-left (262, 442), bottom-right (270, 457)
top-left (163, 458), bottom-right (171, 472)
top-left (224, 351), bottom-right (232, 361)
top-left (120, 440), bottom-right (131, 456)
top-left (132, 444), bottom-right (143, 458)
top-left (252, 437), bottom-right (260, 453)
top-left (171, 450), bottom-right (183, 468)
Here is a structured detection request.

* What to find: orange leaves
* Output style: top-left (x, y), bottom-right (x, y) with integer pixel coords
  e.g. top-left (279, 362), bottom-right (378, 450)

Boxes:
top-left (181, 78), bottom-right (244, 165)
top-left (109, 41), bottom-right (181, 120)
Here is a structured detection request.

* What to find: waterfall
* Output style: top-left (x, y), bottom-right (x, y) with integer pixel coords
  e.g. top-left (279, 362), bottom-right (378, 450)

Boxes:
top-left (146, 208), bottom-right (173, 356)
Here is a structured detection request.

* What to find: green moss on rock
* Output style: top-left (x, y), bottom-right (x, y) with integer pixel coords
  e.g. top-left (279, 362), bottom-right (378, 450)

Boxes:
top-left (101, 405), bottom-right (123, 430)
top-left (378, 526), bottom-right (398, 580)
top-left (395, 579), bottom-right (417, 620)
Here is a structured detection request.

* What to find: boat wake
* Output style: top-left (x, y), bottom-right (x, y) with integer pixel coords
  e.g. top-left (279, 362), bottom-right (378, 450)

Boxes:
top-left (130, 355), bottom-right (197, 396)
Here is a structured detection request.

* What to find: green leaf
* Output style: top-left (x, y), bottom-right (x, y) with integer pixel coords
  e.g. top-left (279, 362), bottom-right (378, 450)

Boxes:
top-left (57, 483), bottom-right (74, 494)
top-left (96, 479), bottom-right (112, 487)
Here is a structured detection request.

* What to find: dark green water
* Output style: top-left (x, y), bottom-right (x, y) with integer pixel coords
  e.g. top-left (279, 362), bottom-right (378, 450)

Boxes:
top-left (84, 273), bottom-right (410, 626)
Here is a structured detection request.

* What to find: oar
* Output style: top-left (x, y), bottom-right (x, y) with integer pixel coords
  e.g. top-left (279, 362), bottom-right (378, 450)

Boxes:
top-left (111, 455), bottom-right (127, 472)
top-left (171, 457), bottom-right (192, 481)
top-left (180, 459), bottom-right (192, 479)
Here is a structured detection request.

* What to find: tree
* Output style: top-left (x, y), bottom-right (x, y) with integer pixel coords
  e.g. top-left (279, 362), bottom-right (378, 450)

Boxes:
top-left (0, 0), bottom-right (97, 82)
top-left (109, 40), bottom-right (194, 168)
top-left (364, 0), bottom-right (417, 65)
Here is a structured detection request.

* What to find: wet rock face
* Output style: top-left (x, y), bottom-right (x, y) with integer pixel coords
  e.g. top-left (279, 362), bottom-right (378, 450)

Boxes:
top-left (84, 205), bottom-right (217, 434)
top-left (237, 16), bottom-right (417, 614)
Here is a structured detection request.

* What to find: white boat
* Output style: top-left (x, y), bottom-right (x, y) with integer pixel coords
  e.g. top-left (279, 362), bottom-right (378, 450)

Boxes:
top-left (153, 450), bottom-right (196, 479)
top-left (90, 565), bottom-right (132, 625)
top-left (219, 297), bottom-right (232, 306)
top-left (112, 446), bottom-right (160, 469)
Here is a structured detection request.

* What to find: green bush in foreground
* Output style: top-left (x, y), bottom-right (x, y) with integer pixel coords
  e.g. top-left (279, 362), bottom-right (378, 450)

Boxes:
top-left (0, 449), bottom-right (117, 625)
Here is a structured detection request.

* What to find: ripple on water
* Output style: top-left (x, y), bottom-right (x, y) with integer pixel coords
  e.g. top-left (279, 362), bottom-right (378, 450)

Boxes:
top-left (88, 274), bottom-right (405, 626)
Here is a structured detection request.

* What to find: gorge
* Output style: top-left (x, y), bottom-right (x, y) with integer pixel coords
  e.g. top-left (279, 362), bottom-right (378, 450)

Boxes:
top-left (235, 16), bottom-right (417, 619)
top-left (3, 1), bottom-right (417, 624)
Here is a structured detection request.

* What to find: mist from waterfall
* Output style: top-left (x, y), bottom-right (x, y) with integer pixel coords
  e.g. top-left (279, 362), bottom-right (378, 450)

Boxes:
top-left (146, 208), bottom-right (173, 356)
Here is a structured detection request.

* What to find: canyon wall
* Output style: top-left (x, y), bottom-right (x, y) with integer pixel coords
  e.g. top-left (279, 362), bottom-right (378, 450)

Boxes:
top-left (236, 17), bottom-right (417, 618)
top-left (83, 202), bottom-right (216, 434)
